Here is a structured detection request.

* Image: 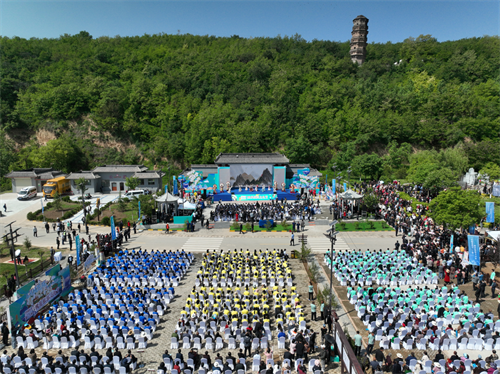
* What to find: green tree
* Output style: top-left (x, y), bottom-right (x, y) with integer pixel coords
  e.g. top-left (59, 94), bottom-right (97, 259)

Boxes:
top-left (429, 187), bottom-right (483, 229)
top-left (361, 193), bottom-right (379, 213)
top-left (75, 177), bottom-right (89, 222)
top-left (125, 176), bottom-right (140, 191)
top-left (53, 191), bottom-right (62, 211)
top-left (28, 138), bottom-right (78, 173)
top-left (479, 162), bottom-right (500, 180)
top-left (352, 153), bottom-right (383, 180)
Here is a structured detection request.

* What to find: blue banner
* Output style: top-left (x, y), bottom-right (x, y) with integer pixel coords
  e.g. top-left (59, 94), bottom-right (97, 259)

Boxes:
top-left (41, 199), bottom-right (44, 216)
top-left (138, 201), bottom-right (141, 221)
top-left (469, 225), bottom-right (476, 234)
top-left (468, 235), bottom-right (480, 266)
top-left (450, 234), bottom-right (454, 253)
top-left (343, 182), bottom-right (347, 191)
top-left (110, 216), bottom-right (116, 240)
top-left (173, 176), bottom-right (178, 195)
top-left (332, 179), bottom-right (336, 194)
top-left (165, 184), bottom-right (168, 194)
top-left (486, 202), bottom-right (495, 223)
top-left (75, 235), bottom-right (81, 266)
top-left (325, 174), bottom-right (328, 190)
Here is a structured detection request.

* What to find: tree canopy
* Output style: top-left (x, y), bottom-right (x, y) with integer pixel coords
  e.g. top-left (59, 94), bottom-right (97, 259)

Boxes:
top-left (0, 32), bottom-right (499, 190)
top-left (428, 187), bottom-right (483, 229)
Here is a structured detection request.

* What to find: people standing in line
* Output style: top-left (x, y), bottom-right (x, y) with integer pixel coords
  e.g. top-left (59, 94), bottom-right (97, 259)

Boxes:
top-left (308, 282), bottom-right (314, 301)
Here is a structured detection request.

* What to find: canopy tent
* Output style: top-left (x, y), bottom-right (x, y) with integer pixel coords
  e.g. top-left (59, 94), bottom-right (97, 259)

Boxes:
top-left (339, 189), bottom-right (364, 200)
top-left (487, 231), bottom-right (500, 242)
top-left (155, 192), bottom-right (179, 216)
top-left (155, 192), bottom-right (179, 203)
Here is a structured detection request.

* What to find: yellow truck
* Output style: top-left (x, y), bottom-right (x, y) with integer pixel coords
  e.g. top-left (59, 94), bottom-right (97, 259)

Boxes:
top-left (43, 176), bottom-right (71, 198)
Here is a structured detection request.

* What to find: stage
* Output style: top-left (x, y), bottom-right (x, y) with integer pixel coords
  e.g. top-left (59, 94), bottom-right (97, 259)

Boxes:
top-left (212, 188), bottom-right (299, 202)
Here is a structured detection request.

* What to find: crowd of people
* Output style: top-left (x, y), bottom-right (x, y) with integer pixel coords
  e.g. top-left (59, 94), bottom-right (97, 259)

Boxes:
top-left (211, 200), bottom-right (321, 223)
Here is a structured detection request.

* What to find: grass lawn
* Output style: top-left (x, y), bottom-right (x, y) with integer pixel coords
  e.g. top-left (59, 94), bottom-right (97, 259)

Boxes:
top-left (0, 243), bottom-right (53, 288)
top-left (230, 224), bottom-right (294, 232)
top-left (98, 208), bottom-right (138, 224)
top-left (337, 221), bottom-right (394, 231)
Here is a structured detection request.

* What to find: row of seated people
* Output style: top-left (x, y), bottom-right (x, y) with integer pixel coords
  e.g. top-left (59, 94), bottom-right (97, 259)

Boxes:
top-left (0, 346), bottom-right (136, 374)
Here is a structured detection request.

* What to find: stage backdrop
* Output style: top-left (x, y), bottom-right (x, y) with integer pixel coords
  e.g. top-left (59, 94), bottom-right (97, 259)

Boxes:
top-left (230, 164), bottom-right (273, 187)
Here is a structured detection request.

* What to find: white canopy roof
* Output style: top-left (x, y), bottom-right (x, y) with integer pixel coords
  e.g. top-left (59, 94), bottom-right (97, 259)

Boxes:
top-left (339, 189), bottom-right (364, 200)
top-left (487, 231), bottom-right (500, 242)
top-left (155, 192), bottom-right (179, 204)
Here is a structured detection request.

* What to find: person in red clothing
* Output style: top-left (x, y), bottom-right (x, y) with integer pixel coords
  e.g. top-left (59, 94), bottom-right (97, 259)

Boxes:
top-left (444, 269), bottom-right (451, 284)
top-left (166, 224), bottom-right (169, 233)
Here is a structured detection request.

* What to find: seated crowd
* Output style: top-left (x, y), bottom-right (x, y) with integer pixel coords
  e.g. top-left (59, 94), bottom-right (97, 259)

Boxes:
top-left (3, 249), bottom-right (193, 373)
top-left (328, 249), bottom-right (436, 287)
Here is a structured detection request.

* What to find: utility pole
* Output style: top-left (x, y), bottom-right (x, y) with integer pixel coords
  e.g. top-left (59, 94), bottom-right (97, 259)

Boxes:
top-left (3, 221), bottom-right (22, 290)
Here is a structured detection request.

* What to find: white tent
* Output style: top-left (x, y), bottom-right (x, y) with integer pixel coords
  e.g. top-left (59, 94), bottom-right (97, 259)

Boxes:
top-left (487, 231), bottom-right (500, 242)
top-left (339, 189), bottom-right (363, 200)
top-left (155, 192), bottom-right (179, 203)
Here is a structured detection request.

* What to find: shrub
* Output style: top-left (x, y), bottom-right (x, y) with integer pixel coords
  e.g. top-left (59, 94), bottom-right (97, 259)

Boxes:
top-left (62, 196), bottom-right (71, 203)
top-left (381, 221), bottom-right (388, 228)
top-left (245, 223), bottom-right (252, 232)
top-left (368, 221), bottom-right (375, 229)
top-left (354, 222), bottom-right (360, 230)
top-left (24, 237), bottom-right (32, 251)
top-left (339, 220), bottom-right (346, 230)
top-left (27, 212), bottom-right (35, 220)
top-left (45, 202), bottom-right (54, 208)
top-left (264, 220), bottom-right (273, 231)
top-left (230, 222), bottom-right (239, 230)
top-left (34, 209), bottom-right (42, 215)
top-left (62, 212), bottom-right (73, 220)
top-left (101, 216), bottom-right (111, 226)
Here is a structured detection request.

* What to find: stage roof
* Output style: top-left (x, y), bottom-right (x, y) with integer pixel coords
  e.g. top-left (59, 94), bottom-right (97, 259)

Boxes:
top-left (214, 153), bottom-right (289, 164)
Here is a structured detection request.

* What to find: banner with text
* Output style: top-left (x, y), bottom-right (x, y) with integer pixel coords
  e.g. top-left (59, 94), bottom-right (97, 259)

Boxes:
top-left (332, 179), bottom-right (336, 194)
top-left (75, 235), bottom-right (81, 266)
top-left (231, 194), bottom-right (276, 202)
top-left (468, 235), bottom-right (480, 266)
top-left (486, 202), bottom-right (495, 223)
top-left (110, 216), bottom-right (116, 240)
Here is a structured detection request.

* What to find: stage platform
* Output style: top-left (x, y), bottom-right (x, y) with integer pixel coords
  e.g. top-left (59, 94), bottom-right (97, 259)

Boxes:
top-left (212, 188), bottom-right (298, 202)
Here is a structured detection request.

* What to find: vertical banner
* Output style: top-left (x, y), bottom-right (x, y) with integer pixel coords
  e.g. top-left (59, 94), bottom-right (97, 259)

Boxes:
top-left (138, 201), bottom-right (141, 221)
top-left (332, 179), bottom-right (336, 194)
top-left (486, 202), bottom-right (495, 223)
top-left (173, 176), bottom-right (178, 195)
top-left (343, 182), bottom-right (347, 192)
top-left (469, 225), bottom-right (476, 234)
top-left (325, 174), bottom-right (328, 190)
top-left (41, 199), bottom-right (44, 220)
top-left (165, 184), bottom-right (168, 194)
top-left (75, 235), bottom-right (81, 266)
top-left (468, 235), bottom-right (480, 266)
top-left (450, 234), bottom-right (454, 253)
top-left (110, 216), bottom-right (116, 240)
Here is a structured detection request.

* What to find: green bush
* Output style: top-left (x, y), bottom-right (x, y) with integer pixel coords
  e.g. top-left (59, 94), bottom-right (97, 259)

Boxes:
top-left (101, 216), bottom-right (111, 226)
top-left (27, 212), bottom-right (35, 220)
top-left (230, 222), bottom-right (239, 230)
top-left (368, 221), bottom-right (375, 229)
top-left (36, 215), bottom-right (44, 221)
top-left (264, 220), bottom-right (273, 231)
top-left (62, 212), bottom-right (73, 220)
top-left (34, 209), bottom-right (42, 215)
top-left (245, 223), bottom-right (252, 232)
top-left (354, 222), bottom-right (360, 230)
top-left (45, 202), bottom-right (53, 208)
top-left (339, 220), bottom-right (346, 230)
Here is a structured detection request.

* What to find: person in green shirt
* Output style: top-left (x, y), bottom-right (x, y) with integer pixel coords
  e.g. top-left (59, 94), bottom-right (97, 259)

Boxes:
top-left (308, 282), bottom-right (314, 301)
top-left (311, 302), bottom-right (317, 321)
top-left (320, 302), bottom-right (325, 320)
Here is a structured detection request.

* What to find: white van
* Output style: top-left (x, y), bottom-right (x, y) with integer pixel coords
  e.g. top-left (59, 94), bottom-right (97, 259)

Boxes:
top-left (123, 190), bottom-right (145, 199)
top-left (17, 186), bottom-right (37, 200)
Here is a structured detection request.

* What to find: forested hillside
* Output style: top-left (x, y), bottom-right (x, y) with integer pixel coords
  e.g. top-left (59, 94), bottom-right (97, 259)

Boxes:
top-left (1, 31), bottom-right (499, 190)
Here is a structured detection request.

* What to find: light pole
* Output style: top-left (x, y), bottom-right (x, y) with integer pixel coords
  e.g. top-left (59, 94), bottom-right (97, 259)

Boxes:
top-left (327, 221), bottom-right (338, 316)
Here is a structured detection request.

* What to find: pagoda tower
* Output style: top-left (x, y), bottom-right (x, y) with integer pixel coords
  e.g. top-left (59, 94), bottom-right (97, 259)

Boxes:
top-left (350, 15), bottom-right (369, 65)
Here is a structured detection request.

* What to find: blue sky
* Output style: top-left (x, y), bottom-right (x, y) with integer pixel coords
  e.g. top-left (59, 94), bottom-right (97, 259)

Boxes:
top-left (1, 1), bottom-right (498, 43)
